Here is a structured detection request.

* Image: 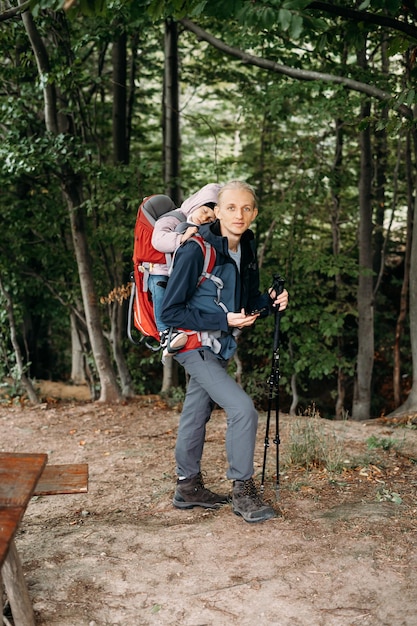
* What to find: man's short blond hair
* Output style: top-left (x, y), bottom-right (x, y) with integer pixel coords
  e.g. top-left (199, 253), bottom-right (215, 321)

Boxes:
top-left (217, 180), bottom-right (257, 207)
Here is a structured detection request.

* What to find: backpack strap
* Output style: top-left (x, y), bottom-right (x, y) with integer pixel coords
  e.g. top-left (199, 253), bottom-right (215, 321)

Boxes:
top-left (168, 232), bottom-right (227, 311)
top-left (188, 234), bottom-right (228, 313)
top-left (190, 235), bottom-right (216, 284)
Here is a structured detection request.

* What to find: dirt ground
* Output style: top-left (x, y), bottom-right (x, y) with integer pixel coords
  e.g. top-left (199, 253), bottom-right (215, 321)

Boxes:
top-left (2, 381), bottom-right (417, 626)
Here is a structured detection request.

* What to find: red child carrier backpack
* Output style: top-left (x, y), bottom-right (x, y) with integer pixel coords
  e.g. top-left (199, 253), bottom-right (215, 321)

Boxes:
top-left (127, 194), bottom-right (217, 349)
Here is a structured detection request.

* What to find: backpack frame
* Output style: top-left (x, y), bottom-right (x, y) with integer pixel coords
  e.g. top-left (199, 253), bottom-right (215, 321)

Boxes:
top-left (127, 195), bottom-right (217, 349)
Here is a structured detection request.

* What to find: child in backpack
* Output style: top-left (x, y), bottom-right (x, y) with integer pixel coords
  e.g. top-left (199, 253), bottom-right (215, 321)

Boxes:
top-left (150, 183), bottom-right (221, 357)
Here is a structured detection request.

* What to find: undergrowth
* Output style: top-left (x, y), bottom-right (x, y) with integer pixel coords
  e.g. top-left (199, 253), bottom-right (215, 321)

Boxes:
top-left (283, 404), bottom-right (346, 474)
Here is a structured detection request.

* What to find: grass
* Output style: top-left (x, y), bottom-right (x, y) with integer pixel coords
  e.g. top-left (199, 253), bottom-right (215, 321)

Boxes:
top-left (283, 405), bottom-right (346, 475)
top-left (366, 434), bottom-right (403, 452)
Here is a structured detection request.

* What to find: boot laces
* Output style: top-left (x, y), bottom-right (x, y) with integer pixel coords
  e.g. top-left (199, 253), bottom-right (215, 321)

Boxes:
top-left (243, 478), bottom-right (263, 505)
top-left (191, 472), bottom-right (227, 503)
top-left (194, 472), bottom-right (214, 495)
top-left (195, 472), bottom-right (205, 489)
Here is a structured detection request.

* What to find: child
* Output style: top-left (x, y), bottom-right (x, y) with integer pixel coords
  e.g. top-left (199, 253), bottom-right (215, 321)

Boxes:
top-left (149, 183), bottom-right (221, 357)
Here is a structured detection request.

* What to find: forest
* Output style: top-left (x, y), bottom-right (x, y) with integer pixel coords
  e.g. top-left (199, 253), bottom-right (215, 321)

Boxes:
top-left (1, 0), bottom-right (417, 421)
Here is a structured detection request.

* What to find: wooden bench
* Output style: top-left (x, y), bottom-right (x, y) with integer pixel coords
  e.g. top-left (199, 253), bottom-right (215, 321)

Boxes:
top-left (1, 454), bottom-right (88, 626)
top-left (34, 463), bottom-right (89, 497)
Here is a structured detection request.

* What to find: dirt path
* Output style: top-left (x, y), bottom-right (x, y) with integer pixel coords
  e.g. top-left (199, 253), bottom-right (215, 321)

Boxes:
top-left (1, 387), bottom-right (417, 625)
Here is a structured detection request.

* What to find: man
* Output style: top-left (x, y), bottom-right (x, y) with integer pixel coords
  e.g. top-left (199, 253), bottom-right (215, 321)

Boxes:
top-left (160, 180), bottom-right (289, 523)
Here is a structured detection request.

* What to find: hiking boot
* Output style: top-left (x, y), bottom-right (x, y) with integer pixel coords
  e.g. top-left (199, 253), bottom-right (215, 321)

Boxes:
top-left (173, 473), bottom-right (230, 509)
top-left (232, 477), bottom-right (277, 523)
top-left (160, 328), bottom-right (188, 357)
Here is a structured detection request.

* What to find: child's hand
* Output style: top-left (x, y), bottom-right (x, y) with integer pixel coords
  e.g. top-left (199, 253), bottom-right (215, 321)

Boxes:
top-left (180, 226), bottom-right (198, 243)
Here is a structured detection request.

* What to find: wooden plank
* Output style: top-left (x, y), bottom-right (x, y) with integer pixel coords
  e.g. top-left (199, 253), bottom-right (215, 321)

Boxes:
top-left (2, 540), bottom-right (36, 626)
top-left (0, 453), bottom-right (47, 625)
top-left (0, 453), bottom-right (48, 567)
top-left (0, 508), bottom-right (22, 569)
top-left (0, 453), bottom-right (48, 508)
top-left (34, 463), bottom-right (89, 496)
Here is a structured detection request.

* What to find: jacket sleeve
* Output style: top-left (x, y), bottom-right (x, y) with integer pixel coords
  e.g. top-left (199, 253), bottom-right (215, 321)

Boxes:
top-left (160, 241), bottom-right (229, 332)
top-left (151, 213), bottom-right (184, 253)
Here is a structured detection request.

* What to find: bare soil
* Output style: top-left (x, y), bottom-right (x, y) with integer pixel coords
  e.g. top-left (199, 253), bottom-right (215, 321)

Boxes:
top-left (2, 381), bottom-right (417, 626)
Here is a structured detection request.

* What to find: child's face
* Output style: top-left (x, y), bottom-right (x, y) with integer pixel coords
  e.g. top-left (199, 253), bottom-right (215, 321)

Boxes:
top-left (191, 205), bottom-right (216, 225)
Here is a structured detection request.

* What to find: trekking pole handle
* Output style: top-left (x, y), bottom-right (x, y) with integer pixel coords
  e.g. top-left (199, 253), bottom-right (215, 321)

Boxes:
top-left (272, 274), bottom-right (285, 300)
top-left (271, 274), bottom-right (285, 352)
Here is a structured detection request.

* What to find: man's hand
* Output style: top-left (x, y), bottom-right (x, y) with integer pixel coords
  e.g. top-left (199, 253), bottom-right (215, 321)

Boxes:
top-left (269, 288), bottom-right (289, 311)
top-left (227, 308), bottom-right (259, 328)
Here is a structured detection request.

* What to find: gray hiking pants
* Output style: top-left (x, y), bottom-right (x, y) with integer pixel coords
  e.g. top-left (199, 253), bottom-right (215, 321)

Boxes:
top-left (174, 348), bottom-right (258, 481)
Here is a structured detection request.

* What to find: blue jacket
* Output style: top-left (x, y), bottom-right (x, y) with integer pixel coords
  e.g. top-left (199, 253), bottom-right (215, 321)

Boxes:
top-left (160, 220), bottom-right (270, 359)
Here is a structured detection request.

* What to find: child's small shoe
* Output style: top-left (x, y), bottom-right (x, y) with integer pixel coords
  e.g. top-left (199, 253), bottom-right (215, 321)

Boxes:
top-left (159, 329), bottom-right (188, 357)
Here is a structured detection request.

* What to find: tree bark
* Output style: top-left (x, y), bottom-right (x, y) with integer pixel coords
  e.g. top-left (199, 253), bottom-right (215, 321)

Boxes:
top-left (160, 18), bottom-right (182, 393)
top-left (109, 25), bottom-right (136, 397)
top-left (352, 55), bottom-right (374, 421)
top-left (70, 311), bottom-right (87, 385)
top-left (112, 30), bottom-right (128, 165)
top-left (330, 117), bottom-right (345, 419)
top-left (393, 132), bottom-right (412, 407)
top-left (108, 301), bottom-right (135, 398)
top-left (0, 273), bottom-right (39, 405)
top-left (63, 177), bottom-right (121, 402)
top-left (372, 38), bottom-right (389, 291)
top-left (388, 128), bottom-right (417, 417)
top-left (164, 18), bottom-right (181, 205)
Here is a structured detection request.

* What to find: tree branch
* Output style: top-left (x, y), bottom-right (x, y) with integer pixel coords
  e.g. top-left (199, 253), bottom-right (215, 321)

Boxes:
top-left (19, 2), bottom-right (59, 133)
top-left (180, 19), bottom-right (412, 119)
top-left (307, 1), bottom-right (417, 42)
top-left (0, 0), bottom-right (30, 23)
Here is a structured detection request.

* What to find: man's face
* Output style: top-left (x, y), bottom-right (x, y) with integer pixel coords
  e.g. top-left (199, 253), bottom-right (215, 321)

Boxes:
top-left (191, 205), bottom-right (216, 225)
top-left (214, 189), bottom-right (258, 238)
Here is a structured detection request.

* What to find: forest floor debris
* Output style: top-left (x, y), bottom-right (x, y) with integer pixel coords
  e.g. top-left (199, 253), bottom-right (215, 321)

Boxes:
top-left (1, 382), bottom-right (417, 625)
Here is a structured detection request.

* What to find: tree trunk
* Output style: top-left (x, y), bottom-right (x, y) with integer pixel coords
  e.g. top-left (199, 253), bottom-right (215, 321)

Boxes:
top-left (330, 117), bottom-right (346, 419)
top-left (288, 340), bottom-right (298, 416)
top-left (388, 127), bottom-right (417, 416)
top-left (109, 301), bottom-right (135, 398)
top-left (0, 274), bottom-right (39, 405)
top-left (372, 38), bottom-right (389, 284)
top-left (21, 8), bottom-right (122, 402)
top-left (352, 48), bottom-right (374, 420)
top-left (109, 26), bottom-right (136, 397)
top-left (112, 30), bottom-right (128, 165)
top-left (70, 310), bottom-right (87, 385)
top-left (160, 18), bottom-right (182, 393)
top-left (393, 132), bottom-right (412, 407)
top-left (161, 357), bottom-right (179, 393)
top-left (63, 177), bottom-right (121, 402)
top-left (163, 18), bottom-right (181, 205)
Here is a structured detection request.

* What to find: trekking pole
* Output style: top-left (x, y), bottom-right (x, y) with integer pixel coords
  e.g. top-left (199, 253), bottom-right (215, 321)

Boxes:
top-left (261, 274), bottom-right (285, 500)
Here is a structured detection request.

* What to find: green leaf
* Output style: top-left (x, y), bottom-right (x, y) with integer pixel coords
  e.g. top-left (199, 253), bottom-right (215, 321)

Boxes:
top-left (289, 14), bottom-right (303, 39)
top-left (278, 8), bottom-right (292, 31)
top-left (387, 35), bottom-right (410, 57)
top-left (405, 89), bottom-right (415, 107)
